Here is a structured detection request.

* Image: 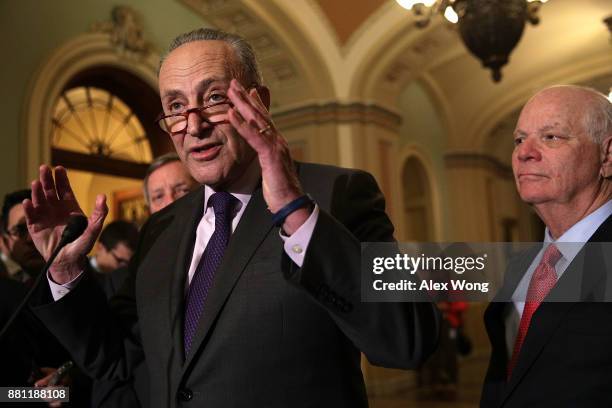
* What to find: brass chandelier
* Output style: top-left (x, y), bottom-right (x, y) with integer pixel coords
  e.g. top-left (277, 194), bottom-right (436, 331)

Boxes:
top-left (396, 0), bottom-right (548, 82)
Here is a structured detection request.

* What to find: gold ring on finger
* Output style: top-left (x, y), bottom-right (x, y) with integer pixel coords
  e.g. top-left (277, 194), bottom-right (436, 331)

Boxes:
top-left (258, 124), bottom-right (272, 135)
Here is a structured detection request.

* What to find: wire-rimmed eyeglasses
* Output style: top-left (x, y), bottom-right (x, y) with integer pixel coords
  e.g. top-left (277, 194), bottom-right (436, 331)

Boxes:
top-left (156, 100), bottom-right (233, 134)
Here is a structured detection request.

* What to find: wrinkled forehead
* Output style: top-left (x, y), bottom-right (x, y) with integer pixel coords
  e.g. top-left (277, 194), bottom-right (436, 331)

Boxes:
top-left (158, 40), bottom-right (241, 89)
top-left (516, 90), bottom-right (589, 132)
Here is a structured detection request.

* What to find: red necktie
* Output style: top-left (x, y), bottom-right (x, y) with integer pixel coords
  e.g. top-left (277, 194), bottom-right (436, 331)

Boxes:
top-left (507, 244), bottom-right (562, 379)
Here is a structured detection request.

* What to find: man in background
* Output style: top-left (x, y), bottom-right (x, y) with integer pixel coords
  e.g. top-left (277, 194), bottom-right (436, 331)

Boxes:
top-left (143, 152), bottom-right (197, 214)
top-left (0, 189), bottom-right (90, 404)
top-left (90, 220), bottom-right (139, 275)
top-left (1, 189), bottom-right (45, 284)
top-left (481, 85), bottom-right (612, 407)
top-left (90, 156), bottom-right (194, 407)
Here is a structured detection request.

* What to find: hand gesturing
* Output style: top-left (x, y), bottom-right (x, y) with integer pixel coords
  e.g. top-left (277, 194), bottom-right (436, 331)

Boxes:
top-left (23, 165), bottom-right (108, 284)
top-left (226, 79), bottom-right (311, 234)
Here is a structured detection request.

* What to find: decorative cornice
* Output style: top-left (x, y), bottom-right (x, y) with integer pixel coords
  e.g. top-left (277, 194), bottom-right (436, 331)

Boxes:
top-left (90, 5), bottom-right (152, 58)
top-left (179, 0), bottom-right (302, 87)
top-left (272, 102), bottom-right (402, 131)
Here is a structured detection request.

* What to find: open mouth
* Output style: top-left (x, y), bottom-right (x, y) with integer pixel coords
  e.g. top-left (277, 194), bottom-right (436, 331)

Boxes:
top-left (189, 143), bottom-right (223, 161)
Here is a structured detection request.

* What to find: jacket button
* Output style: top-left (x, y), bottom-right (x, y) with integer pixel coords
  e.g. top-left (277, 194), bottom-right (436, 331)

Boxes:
top-left (178, 388), bottom-right (193, 401)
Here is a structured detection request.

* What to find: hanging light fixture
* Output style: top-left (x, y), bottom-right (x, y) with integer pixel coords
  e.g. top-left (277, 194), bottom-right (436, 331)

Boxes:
top-left (396, 0), bottom-right (548, 82)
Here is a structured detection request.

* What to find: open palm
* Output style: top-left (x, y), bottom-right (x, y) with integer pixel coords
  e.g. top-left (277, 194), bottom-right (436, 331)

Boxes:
top-left (23, 165), bottom-right (108, 284)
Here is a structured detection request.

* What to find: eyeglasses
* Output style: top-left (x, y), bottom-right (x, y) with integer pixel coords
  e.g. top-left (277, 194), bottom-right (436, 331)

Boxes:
top-left (6, 223), bottom-right (28, 239)
top-left (156, 100), bottom-right (233, 135)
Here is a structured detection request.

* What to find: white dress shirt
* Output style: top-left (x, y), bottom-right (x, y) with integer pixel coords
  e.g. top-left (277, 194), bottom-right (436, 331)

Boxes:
top-left (50, 160), bottom-right (319, 301)
top-left (505, 199), bottom-right (612, 354)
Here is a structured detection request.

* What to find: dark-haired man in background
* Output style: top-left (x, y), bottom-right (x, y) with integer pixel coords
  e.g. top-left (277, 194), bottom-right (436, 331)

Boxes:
top-left (0, 189), bottom-right (90, 405)
top-left (1, 189), bottom-right (45, 284)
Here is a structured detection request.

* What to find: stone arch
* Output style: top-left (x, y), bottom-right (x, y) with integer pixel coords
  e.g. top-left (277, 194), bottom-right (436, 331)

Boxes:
top-left (21, 31), bottom-right (161, 184)
top-left (397, 145), bottom-right (443, 241)
top-left (470, 53), bottom-right (612, 153)
top-left (344, 5), bottom-right (455, 140)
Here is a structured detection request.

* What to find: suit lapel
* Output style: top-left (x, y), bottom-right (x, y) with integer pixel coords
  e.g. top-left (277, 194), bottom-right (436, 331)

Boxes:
top-left (483, 245), bottom-right (540, 405)
top-left (503, 252), bottom-right (581, 398)
top-left (165, 189), bottom-right (205, 378)
top-left (181, 186), bottom-right (274, 373)
top-left (503, 215), bottom-right (612, 401)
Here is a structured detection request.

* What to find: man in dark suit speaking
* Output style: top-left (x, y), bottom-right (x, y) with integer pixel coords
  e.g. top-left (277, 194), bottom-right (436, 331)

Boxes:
top-left (481, 85), bottom-right (612, 407)
top-left (24, 28), bottom-right (439, 407)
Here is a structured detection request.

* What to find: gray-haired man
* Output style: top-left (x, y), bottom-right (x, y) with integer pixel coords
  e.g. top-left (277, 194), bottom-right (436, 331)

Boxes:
top-left (27, 28), bottom-right (439, 407)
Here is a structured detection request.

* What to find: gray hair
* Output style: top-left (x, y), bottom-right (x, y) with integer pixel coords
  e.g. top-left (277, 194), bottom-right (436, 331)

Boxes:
top-left (159, 28), bottom-right (263, 86)
top-left (582, 88), bottom-right (612, 145)
top-left (143, 152), bottom-right (182, 206)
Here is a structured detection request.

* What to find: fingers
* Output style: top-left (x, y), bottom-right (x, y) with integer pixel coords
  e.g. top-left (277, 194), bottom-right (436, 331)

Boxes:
top-left (22, 198), bottom-right (39, 227)
top-left (63, 194), bottom-right (107, 263)
top-left (88, 194), bottom-right (108, 232)
top-left (249, 88), bottom-right (268, 113)
top-left (228, 79), bottom-right (272, 133)
top-left (40, 165), bottom-right (59, 203)
top-left (227, 108), bottom-right (266, 152)
top-left (31, 180), bottom-right (46, 208)
top-left (34, 372), bottom-right (53, 387)
top-left (80, 194), bottom-right (108, 249)
top-left (54, 166), bottom-right (78, 202)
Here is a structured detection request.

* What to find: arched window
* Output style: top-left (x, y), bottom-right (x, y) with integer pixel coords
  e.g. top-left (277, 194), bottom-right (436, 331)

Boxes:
top-left (52, 86), bottom-right (152, 164)
top-left (402, 157), bottom-right (434, 241)
top-left (48, 66), bottom-right (173, 224)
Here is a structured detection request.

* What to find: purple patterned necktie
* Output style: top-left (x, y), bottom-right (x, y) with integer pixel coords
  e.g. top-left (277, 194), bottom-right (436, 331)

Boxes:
top-left (183, 191), bottom-right (238, 355)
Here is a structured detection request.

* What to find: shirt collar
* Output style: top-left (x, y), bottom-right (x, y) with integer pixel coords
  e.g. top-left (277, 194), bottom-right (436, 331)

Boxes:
top-left (544, 198), bottom-right (612, 261)
top-left (203, 158), bottom-right (261, 214)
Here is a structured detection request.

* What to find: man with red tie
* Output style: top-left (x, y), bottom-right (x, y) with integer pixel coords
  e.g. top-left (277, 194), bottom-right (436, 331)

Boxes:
top-left (481, 85), bottom-right (612, 407)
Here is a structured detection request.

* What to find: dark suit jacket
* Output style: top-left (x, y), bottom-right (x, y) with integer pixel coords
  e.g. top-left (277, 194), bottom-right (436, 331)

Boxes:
top-left (33, 162), bottom-right (439, 408)
top-left (0, 277), bottom-right (93, 407)
top-left (92, 267), bottom-right (148, 408)
top-left (481, 214), bottom-right (612, 407)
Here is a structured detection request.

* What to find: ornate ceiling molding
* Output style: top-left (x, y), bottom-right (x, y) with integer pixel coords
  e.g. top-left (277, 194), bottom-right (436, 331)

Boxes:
top-left (179, 0), bottom-right (301, 89)
top-left (90, 5), bottom-right (153, 59)
top-left (273, 101), bottom-right (402, 132)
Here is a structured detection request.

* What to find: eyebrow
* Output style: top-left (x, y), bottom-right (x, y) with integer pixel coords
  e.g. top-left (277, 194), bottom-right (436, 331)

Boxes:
top-left (513, 122), bottom-right (570, 138)
top-left (539, 124), bottom-right (562, 133)
top-left (161, 77), bottom-right (228, 101)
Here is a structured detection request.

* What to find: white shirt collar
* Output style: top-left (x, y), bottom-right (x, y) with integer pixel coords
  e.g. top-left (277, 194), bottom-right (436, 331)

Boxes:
top-left (203, 158), bottom-right (261, 214)
top-left (544, 199), bottom-right (612, 261)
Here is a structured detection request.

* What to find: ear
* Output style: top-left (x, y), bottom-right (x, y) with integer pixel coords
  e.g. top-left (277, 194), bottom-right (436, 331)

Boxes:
top-left (601, 135), bottom-right (612, 178)
top-left (257, 85), bottom-right (271, 111)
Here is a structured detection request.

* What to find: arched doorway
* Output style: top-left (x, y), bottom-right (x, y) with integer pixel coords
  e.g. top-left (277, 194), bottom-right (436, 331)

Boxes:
top-left (402, 156), bottom-right (434, 242)
top-left (49, 66), bottom-right (172, 225)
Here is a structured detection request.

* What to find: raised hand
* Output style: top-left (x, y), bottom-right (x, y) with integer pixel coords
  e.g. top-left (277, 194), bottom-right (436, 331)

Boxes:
top-left (23, 165), bottom-right (108, 284)
top-left (227, 79), bottom-right (311, 234)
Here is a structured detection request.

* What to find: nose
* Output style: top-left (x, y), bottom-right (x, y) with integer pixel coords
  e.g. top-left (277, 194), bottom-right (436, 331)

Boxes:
top-left (185, 110), bottom-right (212, 138)
top-left (515, 137), bottom-right (541, 162)
top-left (159, 194), bottom-right (172, 210)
